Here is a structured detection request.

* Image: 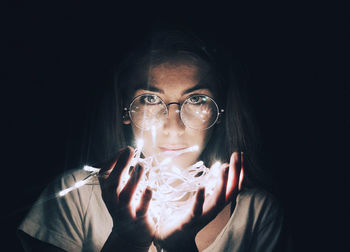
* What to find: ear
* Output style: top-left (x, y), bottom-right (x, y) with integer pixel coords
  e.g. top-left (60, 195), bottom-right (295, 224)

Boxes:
top-left (123, 119), bottom-right (131, 125)
top-left (122, 107), bottom-right (131, 125)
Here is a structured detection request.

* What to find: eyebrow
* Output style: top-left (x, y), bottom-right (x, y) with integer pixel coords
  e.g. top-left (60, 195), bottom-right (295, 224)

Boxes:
top-left (182, 83), bottom-right (211, 95)
top-left (137, 81), bottom-right (211, 95)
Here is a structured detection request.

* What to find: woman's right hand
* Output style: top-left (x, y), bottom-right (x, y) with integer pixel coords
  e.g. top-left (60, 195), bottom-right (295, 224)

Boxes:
top-left (99, 147), bottom-right (155, 250)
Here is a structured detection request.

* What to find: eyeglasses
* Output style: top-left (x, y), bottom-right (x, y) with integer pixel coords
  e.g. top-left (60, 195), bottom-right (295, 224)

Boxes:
top-left (125, 93), bottom-right (223, 130)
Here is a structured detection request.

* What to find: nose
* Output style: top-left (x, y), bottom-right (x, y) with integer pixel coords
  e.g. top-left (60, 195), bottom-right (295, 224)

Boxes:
top-left (162, 103), bottom-right (185, 136)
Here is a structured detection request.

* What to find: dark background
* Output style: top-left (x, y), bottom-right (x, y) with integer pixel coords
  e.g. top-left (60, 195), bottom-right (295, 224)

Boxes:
top-left (3, 2), bottom-right (348, 251)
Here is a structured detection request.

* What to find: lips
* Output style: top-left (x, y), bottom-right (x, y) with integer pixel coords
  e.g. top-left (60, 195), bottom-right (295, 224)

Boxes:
top-left (158, 145), bottom-right (188, 152)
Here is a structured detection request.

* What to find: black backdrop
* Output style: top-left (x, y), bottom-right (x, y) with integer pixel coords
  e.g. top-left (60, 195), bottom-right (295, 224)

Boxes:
top-left (3, 2), bottom-right (348, 251)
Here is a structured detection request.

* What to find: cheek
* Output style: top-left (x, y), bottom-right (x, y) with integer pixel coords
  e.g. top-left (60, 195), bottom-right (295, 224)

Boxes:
top-left (131, 125), bottom-right (140, 143)
top-left (191, 128), bottom-right (211, 145)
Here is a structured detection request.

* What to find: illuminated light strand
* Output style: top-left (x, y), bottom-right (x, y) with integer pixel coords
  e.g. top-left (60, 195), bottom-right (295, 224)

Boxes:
top-left (83, 165), bottom-right (99, 172)
top-left (58, 146), bottom-right (223, 213)
top-left (117, 146), bottom-right (224, 233)
top-left (58, 139), bottom-right (225, 237)
top-left (57, 168), bottom-right (99, 197)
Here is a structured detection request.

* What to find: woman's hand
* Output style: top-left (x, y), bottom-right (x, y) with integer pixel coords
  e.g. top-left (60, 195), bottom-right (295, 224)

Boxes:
top-left (154, 152), bottom-right (244, 252)
top-left (99, 147), bottom-right (156, 250)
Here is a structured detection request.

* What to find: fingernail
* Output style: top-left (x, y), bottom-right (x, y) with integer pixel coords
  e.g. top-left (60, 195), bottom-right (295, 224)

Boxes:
top-left (231, 152), bottom-right (238, 164)
top-left (136, 163), bottom-right (142, 173)
top-left (145, 187), bottom-right (152, 196)
top-left (132, 164), bottom-right (142, 178)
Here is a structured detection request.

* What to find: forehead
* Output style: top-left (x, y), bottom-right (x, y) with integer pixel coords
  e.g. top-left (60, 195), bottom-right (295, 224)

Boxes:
top-left (149, 63), bottom-right (199, 92)
top-left (122, 58), bottom-right (219, 103)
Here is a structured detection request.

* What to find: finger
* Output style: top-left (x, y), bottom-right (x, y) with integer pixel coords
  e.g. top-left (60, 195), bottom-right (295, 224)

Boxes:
top-left (192, 188), bottom-right (205, 218)
top-left (177, 188), bottom-right (206, 235)
top-left (136, 187), bottom-right (153, 217)
top-left (119, 164), bottom-right (143, 205)
top-left (227, 152), bottom-right (241, 200)
top-left (98, 147), bottom-right (128, 179)
top-left (201, 167), bottom-right (228, 223)
top-left (238, 152), bottom-right (244, 191)
top-left (226, 152), bottom-right (236, 198)
top-left (100, 147), bottom-right (134, 191)
top-left (218, 165), bottom-right (229, 206)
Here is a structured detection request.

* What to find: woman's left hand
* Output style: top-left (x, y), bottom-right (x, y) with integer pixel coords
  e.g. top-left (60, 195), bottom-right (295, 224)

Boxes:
top-left (154, 152), bottom-right (244, 252)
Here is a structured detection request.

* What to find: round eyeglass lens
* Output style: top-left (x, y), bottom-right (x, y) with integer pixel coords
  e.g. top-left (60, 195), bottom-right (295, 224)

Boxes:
top-left (129, 94), bottom-right (168, 130)
top-left (181, 95), bottom-right (219, 130)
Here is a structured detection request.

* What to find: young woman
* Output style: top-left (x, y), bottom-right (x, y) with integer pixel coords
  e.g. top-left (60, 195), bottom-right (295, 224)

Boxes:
top-left (18, 31), bottom-right (285, 251)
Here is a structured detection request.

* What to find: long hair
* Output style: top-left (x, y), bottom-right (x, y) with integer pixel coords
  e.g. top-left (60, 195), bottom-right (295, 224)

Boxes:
top-left (85, 30), bottom-right (271, 190)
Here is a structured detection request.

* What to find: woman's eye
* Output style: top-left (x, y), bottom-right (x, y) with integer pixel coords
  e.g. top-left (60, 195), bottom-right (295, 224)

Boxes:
top-left (141, 94), bottom-right (161, 105)
top-left (188, 95), bottom-right (207, 105)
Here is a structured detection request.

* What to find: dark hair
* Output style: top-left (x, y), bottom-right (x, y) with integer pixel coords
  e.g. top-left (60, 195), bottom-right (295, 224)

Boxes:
top-left (86, 30), bottom-right (271, 190)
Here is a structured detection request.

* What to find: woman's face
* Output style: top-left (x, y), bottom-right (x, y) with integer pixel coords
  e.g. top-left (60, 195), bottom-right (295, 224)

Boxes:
top-left (124, 62), bottom-right (214, 169)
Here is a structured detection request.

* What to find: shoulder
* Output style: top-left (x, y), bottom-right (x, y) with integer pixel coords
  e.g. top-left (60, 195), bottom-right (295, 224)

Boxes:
top-left (18, 168), bottom-right (105, 251)
top-left (58, 168), bottom-right (95, 187)
top-left (238, 187), bottom-right (280, 211)
top-left (55, 168), bottom-right (102, 213)
top-left (207, 189), bottom-right (285, 251)
top-left (43, 168), bottom-right (100, 198)
top-left (234, 188), bottom-right (283, 232)
top-left (20, 167), bottom-right (98, 219)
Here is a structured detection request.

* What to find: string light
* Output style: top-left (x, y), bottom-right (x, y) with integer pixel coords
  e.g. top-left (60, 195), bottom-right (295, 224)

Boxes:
top-left (58, 130), bottom-right (226, 237)
top-left (58, 145), bottom-right (224, 232)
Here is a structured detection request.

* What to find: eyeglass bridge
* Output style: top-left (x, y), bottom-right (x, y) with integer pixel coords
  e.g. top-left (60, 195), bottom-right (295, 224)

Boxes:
top-left (166, 102), bottom-right (181, 113)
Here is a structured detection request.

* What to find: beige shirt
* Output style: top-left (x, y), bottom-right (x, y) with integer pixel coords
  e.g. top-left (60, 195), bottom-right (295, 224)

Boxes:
top-left (19, 169), bottom-right (283, 252)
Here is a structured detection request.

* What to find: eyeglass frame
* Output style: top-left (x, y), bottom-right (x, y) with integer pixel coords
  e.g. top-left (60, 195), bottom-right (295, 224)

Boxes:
top-left (123, 93), bottom-right (224, 130)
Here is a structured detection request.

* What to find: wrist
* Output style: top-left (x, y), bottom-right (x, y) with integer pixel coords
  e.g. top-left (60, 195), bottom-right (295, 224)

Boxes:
top-left (102, 229), bottom-right (151, 252)
top-left (155, 239), bottom-right (198, 252)
top-left (116, 229), bottom-right (152, 249)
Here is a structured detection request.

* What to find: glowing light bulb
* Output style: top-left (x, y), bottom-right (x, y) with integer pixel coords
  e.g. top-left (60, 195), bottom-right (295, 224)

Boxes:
top-left (136, 138), bottom-right (144, 150)
top-left (194, 161), bottom-right (204, 167)
top-left (59, 189), bottom-right (68, 197)
top-left (189, 145), bottom-right (199, 152)
top-left (83, 165), bottom-right (98, 172)
top-left (171, 166), bottom-right (181, 174)
top-left (160, 157), bottom-right (172, 165)
top-left (74, 180), bottom-right (88, 188)
top-left (211, 161), bottom-right (222, 177)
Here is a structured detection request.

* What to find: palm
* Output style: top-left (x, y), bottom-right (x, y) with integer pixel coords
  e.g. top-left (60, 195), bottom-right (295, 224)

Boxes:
top-left (154, 152), bottom-right (244, 251)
